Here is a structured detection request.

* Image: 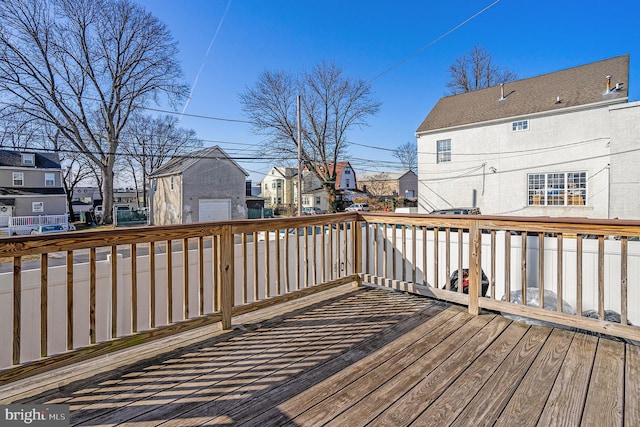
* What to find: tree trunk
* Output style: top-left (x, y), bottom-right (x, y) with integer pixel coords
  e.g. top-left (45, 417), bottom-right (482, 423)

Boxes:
top-left (102, 167), bottom-right (114, 224)
top-left (324, 182), bottom-right (337, 213)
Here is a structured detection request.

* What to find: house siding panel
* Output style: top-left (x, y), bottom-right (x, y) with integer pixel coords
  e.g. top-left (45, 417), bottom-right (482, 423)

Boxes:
top-left (183, 157), bottom-right (247, 223)
top-left (609, 102), bottom-right (640, 219)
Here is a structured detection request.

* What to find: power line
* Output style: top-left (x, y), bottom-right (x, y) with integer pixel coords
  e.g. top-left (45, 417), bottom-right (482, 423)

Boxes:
top-left (420, 147), bottom-right (640, 183)
top-left (370, 0), bottom-right (501, 82)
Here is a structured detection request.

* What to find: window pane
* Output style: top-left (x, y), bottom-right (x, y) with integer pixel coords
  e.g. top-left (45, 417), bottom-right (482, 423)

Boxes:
top-left (436, 139), bottom-right (451, 163)
top-left (528, 174), bottom-right (545, 205)
top-left (547, 173), bottom-right (565, 205)
top-left (13, 172), bottom-right (24, 186)
top-left (567, 172), bottom-right (587, 205)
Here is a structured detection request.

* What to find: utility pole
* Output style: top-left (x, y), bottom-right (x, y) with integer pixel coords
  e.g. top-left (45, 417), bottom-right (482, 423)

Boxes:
top-left (297, 95), bottom-right (302, 216)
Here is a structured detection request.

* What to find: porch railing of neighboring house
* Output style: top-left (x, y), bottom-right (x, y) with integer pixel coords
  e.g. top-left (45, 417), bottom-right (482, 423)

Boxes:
top-left (1, 212), bottom-right (640, 385)
top-left (8, 214), bottom-right (69, 227)
top-left (3, 215), bottom-right (70, 235)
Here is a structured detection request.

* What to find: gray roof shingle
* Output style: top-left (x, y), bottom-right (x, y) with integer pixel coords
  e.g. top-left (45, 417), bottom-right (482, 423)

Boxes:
top-left (0, 149), bottom-right (61, 168)
top-left (150, 146), bottom-right (249, 178)
top-left (416, 55), bottom-right (630, 133)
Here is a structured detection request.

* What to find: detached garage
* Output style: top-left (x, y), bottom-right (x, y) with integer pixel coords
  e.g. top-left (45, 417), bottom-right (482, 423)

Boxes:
top-left (149, 146), bottom-right (249, 226)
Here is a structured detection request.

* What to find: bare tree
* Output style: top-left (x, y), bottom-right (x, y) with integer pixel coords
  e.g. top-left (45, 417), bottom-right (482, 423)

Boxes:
top-left (393, 141), bottom-right (417, 171)
top-left (0, 112), bottom-right (41, 150)
top-left (240, 61), bottom-right (380, 212)
top-left (446, 45), bottom-right (518, 95)
top-left (0, 0), bottom-right (188, 223)
top-left (121, 114), bottom-right (202, 207)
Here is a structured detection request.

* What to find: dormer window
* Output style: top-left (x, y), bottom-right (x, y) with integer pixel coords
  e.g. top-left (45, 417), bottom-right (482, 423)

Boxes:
top-left (22, 153), bottom-right (35, 165)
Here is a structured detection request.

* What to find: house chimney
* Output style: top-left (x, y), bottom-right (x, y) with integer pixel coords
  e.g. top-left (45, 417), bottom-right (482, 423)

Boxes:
top-left (606, 75), bottom-right (612, 93)
top-left (499, 83), bottom-right (505, 101)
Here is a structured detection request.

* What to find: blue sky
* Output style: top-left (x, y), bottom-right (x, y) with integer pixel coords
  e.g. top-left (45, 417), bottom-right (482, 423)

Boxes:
top-left (136, 0), bottom-right (640, 183)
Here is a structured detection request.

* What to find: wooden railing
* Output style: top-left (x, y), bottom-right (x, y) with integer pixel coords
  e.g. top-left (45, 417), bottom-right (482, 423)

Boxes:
top-left (2, 212), bottom-right (640, 385)
top-left (0, 213), bottom-right (360, 384)
top-left (359, 213), bottom-right (640, 345)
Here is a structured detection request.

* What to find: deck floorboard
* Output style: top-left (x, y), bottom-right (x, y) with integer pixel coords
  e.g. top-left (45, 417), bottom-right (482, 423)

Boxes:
top-left (7, 285), bottom-right (638, 427)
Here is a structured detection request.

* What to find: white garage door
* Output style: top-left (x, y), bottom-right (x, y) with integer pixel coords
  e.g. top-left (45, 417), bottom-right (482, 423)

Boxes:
top-left (199, 199), bottom-right (231, 222)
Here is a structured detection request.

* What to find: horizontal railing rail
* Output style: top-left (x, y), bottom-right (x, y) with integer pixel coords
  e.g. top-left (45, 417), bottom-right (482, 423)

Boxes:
top-left (2, 211), bottom-right (640, 386)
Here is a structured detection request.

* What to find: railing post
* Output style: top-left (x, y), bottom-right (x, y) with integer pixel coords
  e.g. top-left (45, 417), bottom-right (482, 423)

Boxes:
top-left (468, 220), bottom-right (481, 315)
top-left (353, 216), bottom-right (363, 287)
top-left (219, 225), bottom-right (234, 329)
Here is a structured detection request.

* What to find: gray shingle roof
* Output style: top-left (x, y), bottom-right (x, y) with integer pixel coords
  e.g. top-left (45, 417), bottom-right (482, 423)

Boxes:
top-left (150, 146), bottom-right (249, 178)
top-left (416, 55), bottom-right (630, 133)
top-left (0, 149), bottom-right (61, 168)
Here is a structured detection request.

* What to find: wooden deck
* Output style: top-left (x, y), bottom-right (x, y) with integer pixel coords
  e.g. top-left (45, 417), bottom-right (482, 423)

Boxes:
top-left (5, 285), bottom-right (640, 426)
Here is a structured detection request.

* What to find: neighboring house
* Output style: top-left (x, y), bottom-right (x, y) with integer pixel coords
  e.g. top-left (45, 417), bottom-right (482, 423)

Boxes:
top-left (0, 149), bottom-right (67, 222)
top-left (260, 161), bottom-right (360, 212)
top-left (357, 170), bottom-right (418, 198)
top-left (149, 146), bottom-right (249, 225)
top-left (260, 167), bottom-right (298, 207)
top-left (301, 161), bottom-right (360, 211)
top-left (416, 54), bottom-right (640, 219)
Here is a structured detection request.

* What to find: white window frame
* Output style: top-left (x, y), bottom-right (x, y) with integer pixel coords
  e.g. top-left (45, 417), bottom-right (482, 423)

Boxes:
top-left (32, 201), bottom-right (44, 213)
top-left (512, 120), bottom-right (529, 132)
top-left (45, 173), bottom-right (55, 187)
top-left (528, 171), bottom-right (587, 206)
top-left (436, 139), bottom-right (451, 163)
top-left (22, 153), bottom-right (35, 165)
top-left (13, 172), bottom-right (24, 186)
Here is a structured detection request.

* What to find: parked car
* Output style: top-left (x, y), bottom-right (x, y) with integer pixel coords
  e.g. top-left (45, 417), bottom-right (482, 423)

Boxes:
top-left (302, 207), bottom-right (325, 215)
top-left (31, 224), bottom-right (68, 234)
top-left (345, 203), bottom-right (370, 212)
top-left (429, 208), bottom-right (480, 215)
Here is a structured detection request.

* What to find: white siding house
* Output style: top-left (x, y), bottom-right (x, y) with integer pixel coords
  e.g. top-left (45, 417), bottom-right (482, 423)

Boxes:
top-left (416, 55), bottom-right (640, 219)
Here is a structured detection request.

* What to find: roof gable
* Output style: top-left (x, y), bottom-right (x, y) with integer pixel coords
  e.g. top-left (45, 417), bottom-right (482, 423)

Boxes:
top-left (150, 146), bottom-right (249, 178)
top-left (416, 55), bottom-right (630, 133)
